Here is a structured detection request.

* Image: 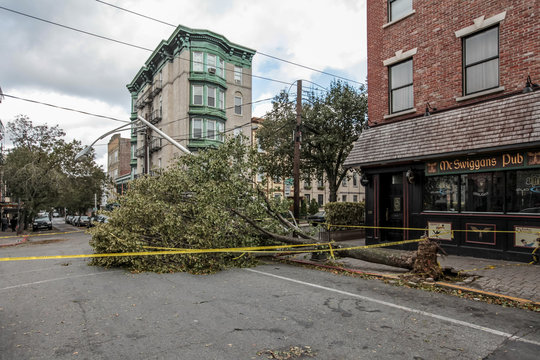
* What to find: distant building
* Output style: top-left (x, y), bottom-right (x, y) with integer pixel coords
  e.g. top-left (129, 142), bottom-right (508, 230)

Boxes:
top-left (252, 118), bottom-right (365, 208)
top-left (107, 134), bottom-right (131, 195)
top-left (345, 0), bottom-right (540, 261)
top-left (127, 25), bottom-right (255, 176)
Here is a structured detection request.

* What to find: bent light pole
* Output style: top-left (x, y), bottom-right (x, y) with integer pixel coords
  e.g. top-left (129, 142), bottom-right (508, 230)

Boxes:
top-left (75, 115), bottom-right (191, 162)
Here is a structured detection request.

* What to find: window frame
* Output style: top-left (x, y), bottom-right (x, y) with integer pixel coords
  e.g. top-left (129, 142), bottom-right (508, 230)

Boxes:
top-left (192, 51), bottom-right (204, 72)
top-left (207, 86), bottom-right (216, 108)
top-left (388, 0), bottom-right (412, 23)
top-left (389, 58), bottom-right (414, 114)
top-left (192, 118), bottom-right (203, 139)
top-left (234, 66), bottom-right (242, 84)
top-left (462, 26), bottom-right (500, 96)
top-left (234, 94), bottom-right (242, 115)
top-left (192, 84), bottom-right (204, 105)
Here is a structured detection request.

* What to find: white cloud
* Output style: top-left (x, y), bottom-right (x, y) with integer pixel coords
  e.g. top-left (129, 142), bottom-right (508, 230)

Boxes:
top-left (0, 0), bottom-right (367, 169)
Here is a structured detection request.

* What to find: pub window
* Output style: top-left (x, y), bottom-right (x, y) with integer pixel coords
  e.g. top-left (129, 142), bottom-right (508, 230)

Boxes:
top-left (506, 170), bottom-right (540, 213)
top-left (461, 172), bottom-right (504, 212)
top-left (463, 26), bottom-right (499, 95)
top-left (423, 175), bottom-right (459, 212)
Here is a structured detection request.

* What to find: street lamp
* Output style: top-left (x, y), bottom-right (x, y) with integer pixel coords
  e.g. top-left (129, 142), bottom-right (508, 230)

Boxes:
top-left (75, 115), bottom-right (191, 162)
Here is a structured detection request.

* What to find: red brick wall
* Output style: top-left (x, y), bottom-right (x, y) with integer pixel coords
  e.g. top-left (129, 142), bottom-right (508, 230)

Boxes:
top-left (367, 0), bottom-right (539, 126)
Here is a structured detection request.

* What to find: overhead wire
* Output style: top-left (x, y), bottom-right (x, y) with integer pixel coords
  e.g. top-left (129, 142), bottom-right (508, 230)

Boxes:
top-left (0, 5), bottom-right (295, 87)
top-left (93, 0), bottom-right (363, 86)
top-left (1, 93), bottom-right (130, 124)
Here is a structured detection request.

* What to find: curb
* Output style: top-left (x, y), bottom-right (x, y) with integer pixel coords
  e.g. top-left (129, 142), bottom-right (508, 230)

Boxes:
top-left (0, 236), bottom-right (29, 248)
top-left (282, 257), bottom-right (540, 306)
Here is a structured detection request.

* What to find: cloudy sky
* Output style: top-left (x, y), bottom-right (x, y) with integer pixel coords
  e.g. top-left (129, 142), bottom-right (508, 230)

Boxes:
top-left (0, 0), bottom-right (367, 169)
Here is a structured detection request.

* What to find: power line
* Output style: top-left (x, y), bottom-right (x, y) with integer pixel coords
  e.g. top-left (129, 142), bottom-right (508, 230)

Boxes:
top-left (1, 93), bottom-right (130, 124)
top-left (94, 0), bottom-right (363, 85)
top-left (0, 5), bottom-right (291, 87)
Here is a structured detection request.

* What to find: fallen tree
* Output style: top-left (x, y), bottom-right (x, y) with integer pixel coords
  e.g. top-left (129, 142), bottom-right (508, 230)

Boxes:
top-left (90, 137), bottom-right (442, 278)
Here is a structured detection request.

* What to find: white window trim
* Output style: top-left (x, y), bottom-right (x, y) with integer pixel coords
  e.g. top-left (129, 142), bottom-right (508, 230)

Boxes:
top-left (383, 48), bottom-right (417, 67)
top-left (455, 86), bottom-right (505, 102)
top-left (383, 9), bottom-right (416, 29)
top-left (455, 12), bottom-right (506, 38)
top-left (192, 85), bottom-right (203, 105)
top-left (384, 108), bottom-right (417, 119)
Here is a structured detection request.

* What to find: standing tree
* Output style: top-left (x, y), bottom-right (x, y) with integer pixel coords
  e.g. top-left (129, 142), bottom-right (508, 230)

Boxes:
top-left (257, 80), bottom-right (367, 202)
top-left (2, 115), bottom-right (106, 227)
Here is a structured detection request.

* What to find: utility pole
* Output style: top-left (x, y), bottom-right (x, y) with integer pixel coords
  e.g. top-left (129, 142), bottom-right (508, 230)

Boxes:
top-left (293, 80), bottom-right (302, 220)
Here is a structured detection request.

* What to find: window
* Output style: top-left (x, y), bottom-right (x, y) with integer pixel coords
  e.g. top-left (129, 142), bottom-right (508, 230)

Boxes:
top-left (219, 89), bottom-right (225, 109)
top-left (304, 179), bottom-right (311, 189)
top-left (207, 86), bottom-right (216, 107)
top-left (389, 0), bottom-right (412, 22)
top-left (423, 171), bottom-right (507, 213)
top-left (424, 175), bottom-right (459, 212)
top-left (342, 177), bottom-right (347, 187)
top-left (234, 94), bottom-right (242, 115)
top-left (216, 121), bottom-right (224, 142)
top-left (463, 27), bottom-right (499, 95)
top-left (353, 173), bottom-right (358, 187)
top-left (234, 66), bottom-right (242, 84)
top-left (318, 194), bottom-right (324, 206)
top-left (193, 85), bottom-right (203, 105)
top-left (317, 175), bottom-right (324, 189)
top-left (192, 118), bottom-right (203, 139)
top-left (193, 52), bottom-right (203, 72)
top-left (207, 54), bottom-right (217, 72)
top-left (507, 170), bottom-right (540, 213)
top-left (353, 195), bottom-right (358, 202)
top-left (389, 59), bottom-right (413, 113)
top-left (218, 58), bottom-right (225, 77)
top-left (305, 194), bottom-right (310, 203)
top-left (207, 120), bottom-right (216, 140)
top-left (342, 195), bottom-right (347, 202)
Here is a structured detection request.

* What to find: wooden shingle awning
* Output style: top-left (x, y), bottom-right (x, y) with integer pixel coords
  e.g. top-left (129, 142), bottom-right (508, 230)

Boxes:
top-left (344, 91), bottom-right (540, 168)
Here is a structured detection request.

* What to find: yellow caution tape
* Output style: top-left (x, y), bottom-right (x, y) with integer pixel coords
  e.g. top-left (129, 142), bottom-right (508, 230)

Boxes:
top-left (0, 237), bottom-right (427, 262)
top-left (0, 230), bottom-right (84, 239)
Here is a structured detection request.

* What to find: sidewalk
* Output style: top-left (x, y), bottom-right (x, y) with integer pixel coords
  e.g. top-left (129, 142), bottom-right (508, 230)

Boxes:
top-left (289, 238), bottom-right (540, 305)
top-left (0, 229), bottom-right (29, 247)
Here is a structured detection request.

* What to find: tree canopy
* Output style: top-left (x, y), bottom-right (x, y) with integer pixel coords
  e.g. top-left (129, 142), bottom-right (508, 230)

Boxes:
top-left (2, 115), bottom-right (106, 225)
top-left (90, 137), bottom-right (295, 274)
top-left (256, 80), bottom-right (367, 202)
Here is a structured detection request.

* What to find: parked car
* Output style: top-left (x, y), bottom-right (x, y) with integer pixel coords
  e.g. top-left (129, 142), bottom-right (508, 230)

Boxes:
top-left (307, 210), bottom-right (326, 226)
top-left (33, 215), bottom-right (52, 231)
top-left (77, 216), bottom-right (91, 227)
top-left (89, 215), bottom-right (109, 227)
top-left (66, 215), bottom-right (76, 225)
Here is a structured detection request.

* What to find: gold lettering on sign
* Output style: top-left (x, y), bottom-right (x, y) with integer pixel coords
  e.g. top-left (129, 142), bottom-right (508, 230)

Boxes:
top-left (502, 153), bottom-right (524, 167)
top-left (440, 160), bottom-right (453, 171)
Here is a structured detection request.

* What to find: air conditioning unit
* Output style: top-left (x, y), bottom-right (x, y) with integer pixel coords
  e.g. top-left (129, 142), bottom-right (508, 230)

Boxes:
top-left (235, 79), bottom-right (241, 85)
top-left (208, 67), bottom-right (216, 74)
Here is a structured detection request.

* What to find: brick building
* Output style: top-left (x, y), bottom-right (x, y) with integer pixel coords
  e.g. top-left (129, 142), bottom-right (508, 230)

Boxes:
top-left (345, 0), bottom-right (540, 261)
top-left (107, 134), bottom-right (131, 195)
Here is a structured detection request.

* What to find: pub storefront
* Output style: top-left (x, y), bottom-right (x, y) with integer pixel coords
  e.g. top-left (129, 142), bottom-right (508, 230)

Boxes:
top-left (346, 91), bottom-right (540, 262)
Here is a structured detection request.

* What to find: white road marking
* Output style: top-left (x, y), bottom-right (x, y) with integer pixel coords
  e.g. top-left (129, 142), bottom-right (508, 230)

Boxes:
top-left (246, 268), bottom-right (540, 346)
top-left (0, 271), bottom-right (121, 291)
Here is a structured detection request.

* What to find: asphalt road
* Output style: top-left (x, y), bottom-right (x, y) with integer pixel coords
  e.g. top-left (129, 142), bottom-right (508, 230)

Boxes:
top-left (0, 219), bottom-right (539, 359)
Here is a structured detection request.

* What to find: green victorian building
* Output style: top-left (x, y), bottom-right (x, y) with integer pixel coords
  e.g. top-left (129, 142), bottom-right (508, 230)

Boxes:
top-left (126, 25), bottom-right (256, 177)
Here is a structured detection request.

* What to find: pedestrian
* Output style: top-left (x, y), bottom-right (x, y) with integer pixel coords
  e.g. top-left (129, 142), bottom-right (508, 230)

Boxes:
top-left (10, 217), bottom-right (17, 232)
top-left (1, 216), bottom-right (7, 232)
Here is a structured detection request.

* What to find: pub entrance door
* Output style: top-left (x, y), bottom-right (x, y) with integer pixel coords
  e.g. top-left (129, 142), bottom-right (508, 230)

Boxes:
top-left (380, 172), bottom-right (404, 242)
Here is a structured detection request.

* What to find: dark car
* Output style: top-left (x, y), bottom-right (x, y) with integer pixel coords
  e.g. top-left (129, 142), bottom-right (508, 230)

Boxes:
top-left (33, 216), bottom-right (52, 231)
top-left (77, 216), bottom-right (91, 227)
top-left (307, 210), bottom-right (326, 226)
